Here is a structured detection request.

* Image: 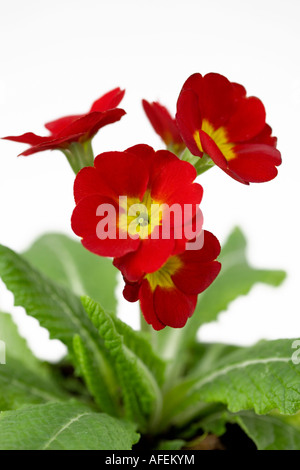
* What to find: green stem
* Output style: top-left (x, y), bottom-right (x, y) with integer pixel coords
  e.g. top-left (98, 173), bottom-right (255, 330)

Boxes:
top-left (166, 144), bottom-right (185, 157)
top-left (62, 140), bottom-right (94, 174)
top-left (194, 153), bottom-right (215, 175)
top-left (179, 148), bottom-right (215, 176)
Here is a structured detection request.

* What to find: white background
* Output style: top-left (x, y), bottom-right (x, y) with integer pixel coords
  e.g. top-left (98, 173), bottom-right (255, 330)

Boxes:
top-left (0, 0), bottom-right (299, 360)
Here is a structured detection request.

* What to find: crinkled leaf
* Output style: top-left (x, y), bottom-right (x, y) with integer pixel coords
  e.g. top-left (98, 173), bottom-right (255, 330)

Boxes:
top-left (112, 316), bottom-right (166, 386)
top-left (0, 356), bottom-right (67, 411)
top-left (184, 342), bottom-right (241, 377)
top-left (231, 411), bottom-right (300, 450)
top-left (200, 409), bottom-right (300, 450)
top-left (0, 312), bottom-right (67, 410)
top-left (82, 296), bottom-right (163, 431)
top-left (0, 244), bottom-right (120, 415)
top-left (72, 334), bottom-right (118, 410)
top-left (23, 233), bottom-right (118, 312)
top-left (0, 402), bottom-right (140, 450)
top-left (163, 339), bottom-right (300, 427)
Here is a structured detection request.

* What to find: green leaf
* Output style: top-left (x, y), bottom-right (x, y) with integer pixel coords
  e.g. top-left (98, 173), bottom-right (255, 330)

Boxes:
top-left (156, 439), bottom-right (185, 450)
top-left (199, 409), bottom-right (300, 450)
top-left (112, 316), bottom-right (166, 387)
top-left (184, 342), bottom-right (241, 377)
top-left (0, 244), bottom-right (120, 416)
top-left (0, 312), bottom-right (67, 410)
top-left (163, 339), bottom-right (300, 427)
top-left (0, 402), bottom-right (140, 450)
top-left (0, 357), bottom-right (67, 411)
top-left (82, 296), bottom-right (163, 431)
top-left (72, 334), bottom-right (117, 411)
top-left (230, 411), bottom-right (300, 450)
top-left (23, 233), bottom-right (118, 312)
top-left (194, 409), bottom-right (228, 438)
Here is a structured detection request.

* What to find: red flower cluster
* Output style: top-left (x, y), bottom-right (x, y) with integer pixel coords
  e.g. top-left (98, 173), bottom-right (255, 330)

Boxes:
top-left (72, 144), bottom-right (221, 329)
top-left (3, 88), bottom-right (125, 156)
top-left (72, 144), bottom-right (204, 282)
top-left (5, 72), bottom-right (282, 329)
top-left (176, 73), bottom-right (281, 184)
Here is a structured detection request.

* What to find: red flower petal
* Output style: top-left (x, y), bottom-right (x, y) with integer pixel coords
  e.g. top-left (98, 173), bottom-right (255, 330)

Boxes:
top-left (173, 261), bottom-right (221, 295)
top-left (56, 109), bottom-right (126, 140)
top-left (173, 207), bottom-right (204, 252)
top-left (123, 280), bottom-right (140, 303)
top-left (90, 88), bottom-right (125, 112)
top-left (44, 115), bottom-right (83, 135)
top-left (232, 82), bottom-right (247, 99)
top-left (176, 88), bottom-right (203, 157)
top-left (225, 96), bottom-right (266, 142)
top-left (114, 230), bottom-right (176, 282)
top-left (5, 112), bottom-right (126, 157)
top-left (198, 130), bottom-right (228, 170)
top-left (228, 143), bottom-right (281, 183)
top-left (139, 280), bottom-right (165, 330)
top-left (2, 132), bottom-right (53, 146)
top-left (150, 150), bottom-right (202, 205)
top-left (5, 90), bottom-right (126, 159)
top-left (153, 286), bottom-right (197, 328)
top-left (199, 73), bottom-right (237, 128)
top-left (122, 143), bottom-right (156, 178)
top-left (71, 194), bottom-right (140, 258)
top-left (94, 149), bottom-right (150, 200)
top-left (247, 124), bottom-right (277, 147)
top-left (179, 230), bottom-right (221, 263)
top-left (45, 89), bottom-right (125, 134)
top-left (172, 231), bottom-right (221, 295)
top-left (142, 99), bottom-right (184, 147)
top-left (74, 166), bottom-right (117, 204)
top-left (19, 134), bottom-right (86, 156)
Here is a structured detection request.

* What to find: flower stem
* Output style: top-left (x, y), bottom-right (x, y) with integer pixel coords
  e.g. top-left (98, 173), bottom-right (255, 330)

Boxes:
top-left (62, 140), bottom-right (94, 174)
top-left (180, 148), bottom-right (215, 176)
top-left (194, 153), bottom-right (215, 175)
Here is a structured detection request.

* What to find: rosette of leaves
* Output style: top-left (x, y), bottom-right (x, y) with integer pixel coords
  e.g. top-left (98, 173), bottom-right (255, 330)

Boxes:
top-left (0, 228), bottom-right (299, 451)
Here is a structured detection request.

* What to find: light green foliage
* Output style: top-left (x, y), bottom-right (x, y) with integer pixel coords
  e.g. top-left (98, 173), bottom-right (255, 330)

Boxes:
top-left (0, 312), bottom-right (66, 411)
top-left (0, 244), bottom-right (120, 415)
top-left (82, 296), bottom-right (163, 430)
top-left (231, 412), bottom-right (300, 450)
top-left (0, 228), bottom-right (296, 450)
top-left (0, 357), bottom-right (66, 411)
top-left (163, 339), bottom-right (300, 427)
top-left (23, 233), bottom-right (118, 312)
top-left (201, 410), bottom-right (300, 450)
top-left (112, 316), bottom-right (166, 387)
top-left (0, 402), bottom-right (140, 450)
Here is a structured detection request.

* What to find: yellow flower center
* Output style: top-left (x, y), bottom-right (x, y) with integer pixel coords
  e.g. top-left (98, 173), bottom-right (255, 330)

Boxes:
top-left (194, 119), bottom-right (236, 162)
top-left (118, 190), bottom-right (162, 239)
top-left (146, 255), bottom-right (182, 291)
